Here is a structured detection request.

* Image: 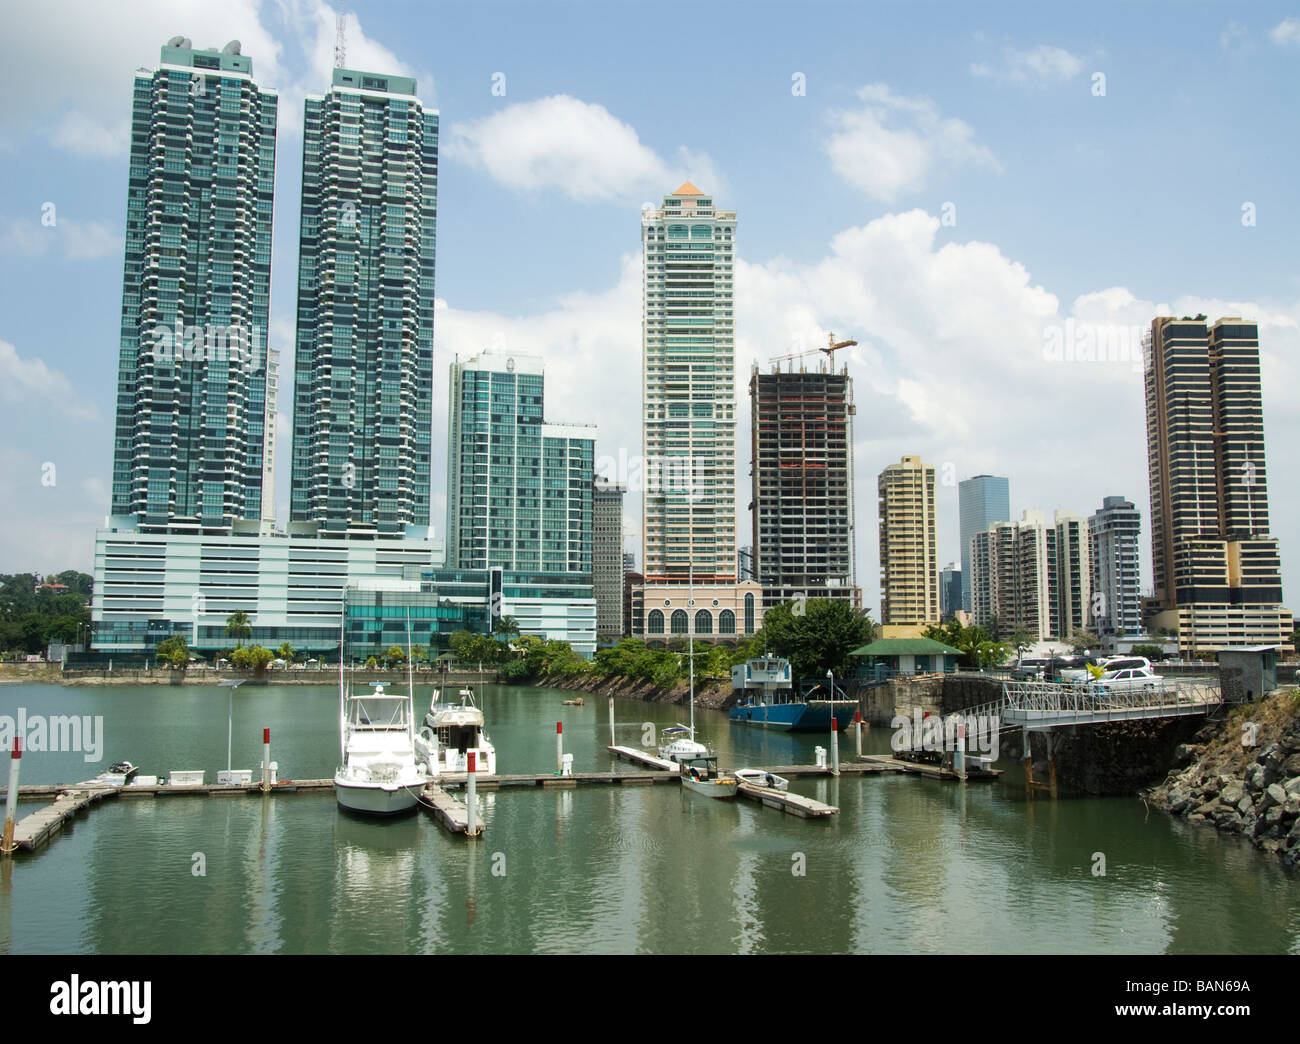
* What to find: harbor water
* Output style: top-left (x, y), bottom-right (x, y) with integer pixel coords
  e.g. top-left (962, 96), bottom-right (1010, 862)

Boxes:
top-left (1, 682), bottom-right (1297, 954)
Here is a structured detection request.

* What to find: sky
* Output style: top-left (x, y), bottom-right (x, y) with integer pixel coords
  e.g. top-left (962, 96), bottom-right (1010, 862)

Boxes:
top-left (1, 0), bottom-right (1297, 619)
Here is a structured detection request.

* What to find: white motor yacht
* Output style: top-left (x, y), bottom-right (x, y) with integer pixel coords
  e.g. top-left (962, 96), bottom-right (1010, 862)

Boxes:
top-left (335, 682), bottom-right (427, 815)
top-left (416, 687), bottom-right (497, 778)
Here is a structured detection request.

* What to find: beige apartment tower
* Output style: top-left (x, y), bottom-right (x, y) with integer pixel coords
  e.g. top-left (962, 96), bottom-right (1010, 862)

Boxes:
top-left (878, 456), bottom-right (939, 636)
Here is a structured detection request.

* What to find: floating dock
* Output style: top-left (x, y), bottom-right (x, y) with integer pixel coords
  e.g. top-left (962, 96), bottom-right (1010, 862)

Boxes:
top-left (608, 746), bottom-right (682, 772)
top-left (736, 781), bottom-right (838, 818)
top-left (421, 784), bottom-right (484, 836)
top-left (7, 786), bottom-right (118, 852)
top-left (855, 754), bottom-right (1002, 782)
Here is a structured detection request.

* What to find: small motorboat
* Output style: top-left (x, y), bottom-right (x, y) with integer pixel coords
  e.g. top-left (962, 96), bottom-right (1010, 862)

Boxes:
top-left (108, 761), bottom-right (140, 783)
top-left (679, 755), bottom-right (739, 800)
top-left (733, 768), bottom-right (789, 792)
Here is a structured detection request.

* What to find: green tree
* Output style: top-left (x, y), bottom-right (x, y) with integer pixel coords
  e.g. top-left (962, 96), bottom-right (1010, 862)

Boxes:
top-left (230, 645), bottom-right (273, 671)
top-left (1008, 629), bottom-right (1037, 660)
top-left (760, 599), bottom-right (875, 681)
top-left (493, 615), bottom-right (520, 640)
top-left (225, 611), bottom-right (252, 647)
top-left (1129, 643), bottom-right (1166, 661)
top-left (155, 634), bottom-right (190, 669)
top-left (276, 641), bottom-right (295, 663)
top-left (1065, 629), bottom-right (1099, 653)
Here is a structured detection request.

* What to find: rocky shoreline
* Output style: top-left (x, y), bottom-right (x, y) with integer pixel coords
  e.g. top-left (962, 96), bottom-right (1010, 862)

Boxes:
top-left (1143, 690), bottom-right (1300, 865)
top-left (542, 672), bottom-right (734, 710)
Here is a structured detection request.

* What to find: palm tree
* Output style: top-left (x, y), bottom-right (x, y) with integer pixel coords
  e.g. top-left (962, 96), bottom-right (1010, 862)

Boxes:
top-left (225, 611), bottom-right (252, 648)
top-left (277, 641), bottom-right (295, 663)
top-left (493, 615), bottom-right (520, 640)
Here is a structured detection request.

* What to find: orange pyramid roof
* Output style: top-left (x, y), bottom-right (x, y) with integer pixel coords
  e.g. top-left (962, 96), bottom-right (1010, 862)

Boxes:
top-left (672, 180), bottom-right (704, 196)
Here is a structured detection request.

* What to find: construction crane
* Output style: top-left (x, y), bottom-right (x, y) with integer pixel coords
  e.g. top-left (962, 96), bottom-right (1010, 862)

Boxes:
top-left (767, 331), bottom-right (858, 368)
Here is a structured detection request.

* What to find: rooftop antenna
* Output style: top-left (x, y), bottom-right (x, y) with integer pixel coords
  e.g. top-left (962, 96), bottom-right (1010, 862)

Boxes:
top-left (334, 3), bottom-right (347, 69)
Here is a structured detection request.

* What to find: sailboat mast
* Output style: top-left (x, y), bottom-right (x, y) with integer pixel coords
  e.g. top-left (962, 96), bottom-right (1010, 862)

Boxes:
top-left (689, 563), bottom-right (695, 740)
top-left (337, 607), bottom-right (346, 763)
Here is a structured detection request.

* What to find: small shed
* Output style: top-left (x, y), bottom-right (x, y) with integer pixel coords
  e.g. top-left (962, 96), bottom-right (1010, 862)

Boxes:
top-left (1217, 646), bottom-right (1279, 703)
top-left (849, 637), bottom-right (964, 676)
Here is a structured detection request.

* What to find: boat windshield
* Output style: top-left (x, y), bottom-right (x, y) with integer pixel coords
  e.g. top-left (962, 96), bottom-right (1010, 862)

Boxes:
top-left (348, 695), bottom-right (409, 729)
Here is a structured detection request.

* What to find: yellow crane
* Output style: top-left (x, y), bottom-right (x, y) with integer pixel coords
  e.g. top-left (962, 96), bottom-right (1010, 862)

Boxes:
top-left (768, 331), bottom-right (858, 367)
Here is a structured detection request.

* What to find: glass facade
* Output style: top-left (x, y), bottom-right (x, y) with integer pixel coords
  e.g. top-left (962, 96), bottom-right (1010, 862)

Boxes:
top-left (958, 475), bottom-right (1010, 612)
top-left (290, 69), bottom-right (437, 535)
top-left (110, 41), bottom-right (278, 530)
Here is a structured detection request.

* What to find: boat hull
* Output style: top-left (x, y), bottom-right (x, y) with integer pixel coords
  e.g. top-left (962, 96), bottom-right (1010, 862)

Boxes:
top-left (334, 777), bottom-right (422, 816)
top-left (729, 700), bottom-right (857, 731)
top-left (681, 775), bottom-right (739, 800)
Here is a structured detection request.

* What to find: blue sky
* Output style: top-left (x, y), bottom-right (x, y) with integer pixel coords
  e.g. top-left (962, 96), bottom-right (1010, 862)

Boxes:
top-left (2, 0), bottom-right (1298, 618)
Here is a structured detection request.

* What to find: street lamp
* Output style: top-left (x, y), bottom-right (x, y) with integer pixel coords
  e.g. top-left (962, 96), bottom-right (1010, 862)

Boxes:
top-left (218, 680), bottom-right (244, 774)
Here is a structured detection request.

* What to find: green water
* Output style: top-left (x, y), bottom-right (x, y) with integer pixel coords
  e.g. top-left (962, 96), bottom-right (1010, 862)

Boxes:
top-left (1, 682), bottom-right (1296, 954)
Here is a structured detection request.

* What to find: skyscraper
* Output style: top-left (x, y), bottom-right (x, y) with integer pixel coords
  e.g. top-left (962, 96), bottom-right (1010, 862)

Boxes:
top-left (640, 182), bottom-right (736, 584)
top-left (939, 563), bottom-right (962, 620)
top-left (1089, 496), bottom-right (1142, 638)
top-left (750, 363), bottom-right (858, 608)
top-left (878, 456), bottom-right (939, 633)
top-left (446, 352), bottom-right (594, 575)
top-left (958, 475), bottom-right (1010, 612)
top-left (1144, 317), bottom-right (1291, 650)
top-left (110, 39), bottom-right (278, 531)
top-left (593, 478), bottom-right (626, 639)
top-left (289, 68), bottom-right (437, 536)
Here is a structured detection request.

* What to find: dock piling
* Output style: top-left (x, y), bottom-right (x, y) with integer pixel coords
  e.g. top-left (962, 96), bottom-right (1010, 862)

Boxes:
top-left (261, 728), bottom-right (271, 793)
top-left (466, 752), bottom-right (479, 837)
top-left (830, 718), bottom-right (840, 777)
top-left (855, 713), bottom-right (862, 758)
top-left (608, 697), bottom-right (615, 747)
top-left (2, 738), bottom-right (20, 855)
top-left (556, 721), bottom-right (563, 775)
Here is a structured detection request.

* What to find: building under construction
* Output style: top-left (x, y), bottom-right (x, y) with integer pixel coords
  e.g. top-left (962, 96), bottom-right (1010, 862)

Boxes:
top-left (749, 355), bottom-right (860, 611)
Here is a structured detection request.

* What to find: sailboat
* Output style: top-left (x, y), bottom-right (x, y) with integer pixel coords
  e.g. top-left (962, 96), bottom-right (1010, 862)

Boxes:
top-left (334, 611), bottom-right (428, 815)
top-left (658, 565), bottom-right (738, 800)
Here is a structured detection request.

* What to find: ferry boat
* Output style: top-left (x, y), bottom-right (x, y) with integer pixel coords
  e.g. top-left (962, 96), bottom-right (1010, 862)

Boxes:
top-left (334, 682), bottom-right (427, 816)
top-left (729, 657), bottom-right (857, 731)
top-left (417, 687), bottom-right (497, 778)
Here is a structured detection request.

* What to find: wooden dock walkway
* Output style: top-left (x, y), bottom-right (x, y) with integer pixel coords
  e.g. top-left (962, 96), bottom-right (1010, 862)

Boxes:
top-left (608, 746), bottom-right (681, 772)
top-left (7, 786), bottom-right (118, 852)
top-left (855, 754), bottom-right (1003, 782)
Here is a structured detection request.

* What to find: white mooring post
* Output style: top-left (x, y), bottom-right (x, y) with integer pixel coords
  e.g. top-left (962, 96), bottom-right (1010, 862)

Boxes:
top-left (2, 738), bottom-right (21, 854)
top-left (556, 721), bottom-right (563, 774)
top-left (608, 696), bottom-right (615, 747)
top-left (261, 728), bottom-right (271, 792)
top-left (466, 751), bottom-right (478, 837)
top-left (955, 720), bottom-right (966, 781)
top-left (855, 712), bottom-right (863, 757)
top-left (830, 717), bottom-right (840, 776)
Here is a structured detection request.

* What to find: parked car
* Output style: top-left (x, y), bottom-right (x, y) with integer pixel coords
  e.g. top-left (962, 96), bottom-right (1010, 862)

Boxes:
top-left (1011, 657), bottom-right (1050, 680)
top-left (1088, 666), bottom-right (1164, 696)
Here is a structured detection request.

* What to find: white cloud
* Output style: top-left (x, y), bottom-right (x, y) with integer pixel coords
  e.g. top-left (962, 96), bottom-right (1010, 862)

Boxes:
top-left (826, 85), bottom-right (1000, 204)
top-left (444, 95), bottom-right (724, 203)
top-left (49, 110), bottom-right (131, 158)
top-left (1220, 21), bottom-right (1249, 51)
top-left (0, 216), bottom-right (122, 261)
top-left (1270, 18), bottom-right (1300, 46)
top-left (0, 340), bottom-right (100, 421)
top-left (971, 44), bottom-right (1085, 83)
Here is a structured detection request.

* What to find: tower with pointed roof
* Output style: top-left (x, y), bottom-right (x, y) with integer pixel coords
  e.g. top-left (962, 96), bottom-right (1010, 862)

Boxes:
top-left (639, 182), bottom-right (737, 584)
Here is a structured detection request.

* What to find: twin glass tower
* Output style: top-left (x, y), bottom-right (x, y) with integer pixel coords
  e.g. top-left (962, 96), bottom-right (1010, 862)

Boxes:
top-left (110, 43), bottom-right (438, 539)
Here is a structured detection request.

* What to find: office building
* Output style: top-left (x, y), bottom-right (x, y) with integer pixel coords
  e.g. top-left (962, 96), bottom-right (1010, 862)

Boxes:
top-left (1089, 496), bottom-right (1142, 637)
top-left (446, 352), bottom-right (595, 575)
top-left (593, 478), bottom-right (626, 639)
top-left (958, 475), bottom-right (1010, 612)
top-left (289, 67), bottom-right (438, 536)
top-left (750, 364), bottom-right (859, 609)
top-left (1144, 317), bottom-right (1291, 650)
top-left (939, 564), bottom-right (962, 620)
top-left (878, 456), bottom-right (939, 635)
top-left (110, 39), bottom-right (278, 531)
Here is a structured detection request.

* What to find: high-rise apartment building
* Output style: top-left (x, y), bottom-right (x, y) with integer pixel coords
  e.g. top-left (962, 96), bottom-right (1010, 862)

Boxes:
top-left (640, 182), bottom-right (736, 584)
top-left (958, 475), bottom-right (1010, 612)
top-left (1144, 317), bottom-right (1291, 650)
top-left (593, 478), bottom-right (626, 638)
top-left (750, 364), bottom-right (858, 608)
top-left (969, 510), bottom-right (1092, 642)
top-left (878, 456), bottom-right (939, 634)
top-left (446, 353), bottom-right (594, 575)
top-left (1089, 496), bottom-right (1142, 637)
top-left (289, 68), bottom-right (437, 536)
top-left (939, 564), bottom-right (962, 620)
top-left (109, 39), bottom-right (278, 531)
